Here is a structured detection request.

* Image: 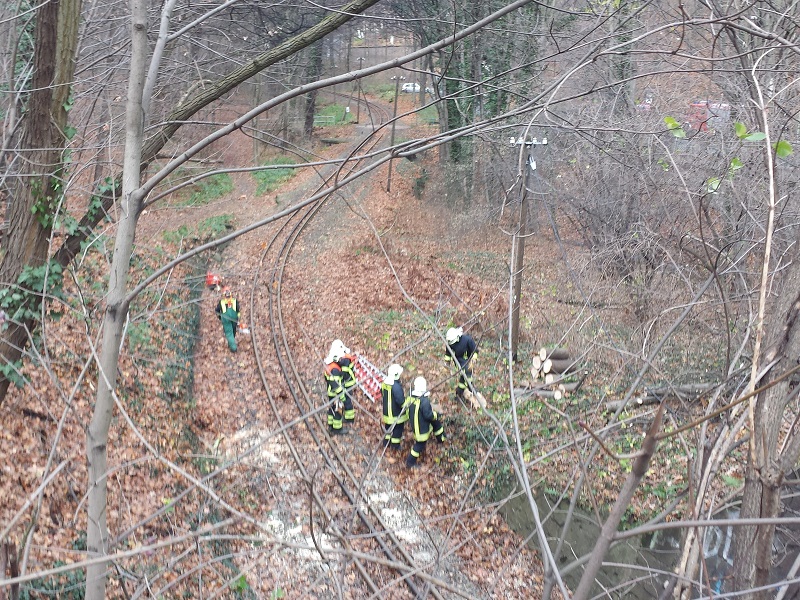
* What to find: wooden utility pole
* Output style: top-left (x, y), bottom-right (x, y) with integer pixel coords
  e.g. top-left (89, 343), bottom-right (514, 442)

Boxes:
top-left (510, 135), bottom-right (546, 362)
top-left (355, 56), bottom-right (364, 123)
top-left (386, 74), bottom-right (404, 192)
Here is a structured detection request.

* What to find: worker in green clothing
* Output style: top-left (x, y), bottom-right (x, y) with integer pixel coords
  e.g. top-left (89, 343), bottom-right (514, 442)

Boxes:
top-left (215, 286), bottom-right (240, 352)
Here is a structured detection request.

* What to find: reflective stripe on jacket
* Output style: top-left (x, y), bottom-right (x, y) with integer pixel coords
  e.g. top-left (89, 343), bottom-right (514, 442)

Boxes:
top-left (382, 380), bottom-right (408, 425)
top-left (338, 353), bottom-right (357, 390)
top-left (219, 298), bottom-right (238, 314)
top-left (409, 393), bottom-right (438, 442)
top-left (324, 362), bottom-right (344, 399)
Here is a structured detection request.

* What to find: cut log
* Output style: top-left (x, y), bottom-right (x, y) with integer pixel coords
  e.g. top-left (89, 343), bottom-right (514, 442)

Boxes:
top-left (539, 347), bottom-right (570, 361)
top-left (532, 356), bottom-right (542, 371)
top-left (547, 358), bottom-right (577, 374)
top-left (544, 373), bottom-right (555, 385)
top-left (554, 389), bottom-right (562, 401)
top-left (545, 348), bottom-right (571, 361)
top-left (542, 358), bottom-right (552, 374)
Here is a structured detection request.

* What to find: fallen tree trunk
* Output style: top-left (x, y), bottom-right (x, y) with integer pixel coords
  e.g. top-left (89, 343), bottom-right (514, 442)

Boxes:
top-left (603, 382), bottom-right (721, 411)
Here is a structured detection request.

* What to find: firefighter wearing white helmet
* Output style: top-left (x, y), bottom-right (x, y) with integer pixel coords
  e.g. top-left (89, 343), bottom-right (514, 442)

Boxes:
top-left (444, 326), bottom-right (477, 400)
top-left (332, 339), bottom-right (358, 423)
top-left (381, 364), bottom-right (408, 449)
top-left (406, 376), bottom-right (444, 468)
top-left (324, 345), bottom-right (346, 434)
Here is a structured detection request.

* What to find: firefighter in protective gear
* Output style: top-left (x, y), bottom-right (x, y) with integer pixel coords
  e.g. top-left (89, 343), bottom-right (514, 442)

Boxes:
top-left (445, 326), bottom-right (477, 399)
top-left (324, 346), bottom-right (346, 434)
top-left (381, 364), bottom-right (407, 449)
top-left (215, 287), bottom-right (240, 352)
top-left (333, 339), bottom-right (357, 423)
top-left (406, 376), bottom-right (444, 468)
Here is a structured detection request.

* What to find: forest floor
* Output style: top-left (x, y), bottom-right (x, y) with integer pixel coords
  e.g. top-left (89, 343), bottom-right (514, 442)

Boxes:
top-left (1, 91), bottom-right (689, 598)
top-left (174, 94), bottom-right (561, 597)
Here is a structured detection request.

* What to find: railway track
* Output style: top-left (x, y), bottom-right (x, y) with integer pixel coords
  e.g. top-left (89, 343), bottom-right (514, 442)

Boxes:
top-left (239, 97), bottom-right (467, 598)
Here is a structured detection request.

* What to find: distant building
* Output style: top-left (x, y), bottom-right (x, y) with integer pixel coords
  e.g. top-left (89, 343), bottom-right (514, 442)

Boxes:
top-left (688, 101), bottom-right (731, 132)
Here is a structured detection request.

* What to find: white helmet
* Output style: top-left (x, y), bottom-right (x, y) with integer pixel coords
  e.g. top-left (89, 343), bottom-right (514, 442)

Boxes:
top-left (412, 376), bottom-right (428, 396)
top-left (387, 364), bottom-right (403, 381)
top-left (446, 327), bottom-right (463, 344)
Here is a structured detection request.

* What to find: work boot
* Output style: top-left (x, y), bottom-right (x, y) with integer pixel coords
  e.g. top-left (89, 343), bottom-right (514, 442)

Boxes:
top-left (437, 434), bottom-right (445, 443)
top-left (405, 455), bottom-right (418, 468)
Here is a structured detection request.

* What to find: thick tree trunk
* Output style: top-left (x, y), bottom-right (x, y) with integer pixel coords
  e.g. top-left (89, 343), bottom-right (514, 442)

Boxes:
top-left (0, 0), bottom-right (80, 403)
top-left (304, 41), bottom-right (323, 137)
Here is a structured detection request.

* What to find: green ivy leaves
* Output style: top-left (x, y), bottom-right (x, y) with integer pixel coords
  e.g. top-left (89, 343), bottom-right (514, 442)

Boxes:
top-left (0, 261), bottom-right (66, 323)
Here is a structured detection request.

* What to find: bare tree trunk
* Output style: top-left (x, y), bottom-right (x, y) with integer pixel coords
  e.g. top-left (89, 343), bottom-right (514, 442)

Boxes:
top-left (304, 41), bottom-right (323, 137)
top-left (84, 0), bottom-right (148, 596)
top-left (0, 0), bottom-right (80, 403)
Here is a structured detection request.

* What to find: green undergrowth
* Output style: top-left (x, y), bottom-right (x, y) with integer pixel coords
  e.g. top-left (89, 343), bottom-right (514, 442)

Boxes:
top-left (315, 103), bottom-right (356, 125)
top-left (440, 412), bottom-right (514, 502)
top-left (20, 560), bottom-right (86, 599)
top-left (162, 214), bottom-right (236, 246)
top-left (416, 105), bottom-right (438, 125)
top-left (364, 82), bottom-right (396, 102)
top-left (253, 156), bottom-right (296, 196)
top-left (176, 173), bottom-right (234, 207)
